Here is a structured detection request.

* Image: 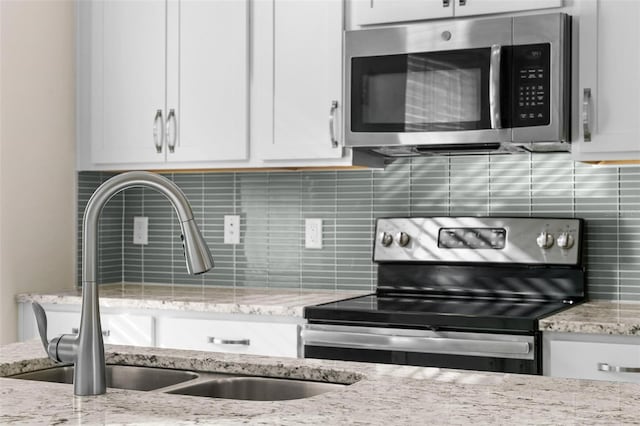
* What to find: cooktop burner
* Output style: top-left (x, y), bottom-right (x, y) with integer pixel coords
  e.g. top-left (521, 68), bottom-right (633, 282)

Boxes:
top-left (304, 293), bottom-right (574, 332)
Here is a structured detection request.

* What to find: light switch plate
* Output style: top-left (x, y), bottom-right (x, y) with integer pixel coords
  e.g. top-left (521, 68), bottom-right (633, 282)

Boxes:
top-left (305, 218), bottom-right (323, 249)
top-left (133, 216), bottom-right (148, 245)
top-left (224, 215), bottom-right (241, 244)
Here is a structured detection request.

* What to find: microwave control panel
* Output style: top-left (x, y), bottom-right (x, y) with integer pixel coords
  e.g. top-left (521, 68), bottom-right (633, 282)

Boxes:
top-left (513, 43), bottom-right (551, 128)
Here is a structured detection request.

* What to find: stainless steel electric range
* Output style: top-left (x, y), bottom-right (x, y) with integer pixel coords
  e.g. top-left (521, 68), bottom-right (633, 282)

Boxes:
top-left (303, 217), bottom-right (585, 375)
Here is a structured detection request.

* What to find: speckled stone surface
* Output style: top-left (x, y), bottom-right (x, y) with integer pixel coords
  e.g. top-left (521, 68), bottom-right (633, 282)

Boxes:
top-left (15, 283), bottom-right (368, 317)
top-left (1, 341), bottom-right (640, 425)
top-left (540, 301), bottom-right (640, 335)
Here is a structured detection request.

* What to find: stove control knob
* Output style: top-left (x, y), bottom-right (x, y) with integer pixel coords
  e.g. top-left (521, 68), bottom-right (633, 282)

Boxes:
top-left (536, 231), bottom-right (554, 249)
top-left (557, 232), bottom-right (574, 250)
top-left (380, 232), bottom-right (393, 247)
top-left (397, 232), bottom-right (411, 247)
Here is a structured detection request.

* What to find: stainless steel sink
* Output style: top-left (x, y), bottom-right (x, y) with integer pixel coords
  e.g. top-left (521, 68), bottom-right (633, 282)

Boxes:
top-left (10, 365), bottom-right (199, 391)
top-left (166, 377), bottom-right (346, 401)
top-left (9, 365), bottom-right (347, 400)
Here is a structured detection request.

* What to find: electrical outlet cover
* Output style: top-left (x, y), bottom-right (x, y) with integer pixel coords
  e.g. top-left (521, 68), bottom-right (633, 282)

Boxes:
top-left (305, 218), bottom-right (323, 249)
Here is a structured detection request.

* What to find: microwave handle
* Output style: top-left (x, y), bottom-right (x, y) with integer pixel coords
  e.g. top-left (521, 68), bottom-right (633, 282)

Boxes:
top-left (489, 44), bottom-right (502, 129)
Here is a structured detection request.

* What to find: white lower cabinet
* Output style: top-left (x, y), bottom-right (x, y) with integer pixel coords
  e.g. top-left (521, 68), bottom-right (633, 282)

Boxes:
top-left (20, 303), bottom-right (155, 347)
top-left (544, 332), bottom-right (640, 384)
top-left (18, 302), bottom-right (303, 358)
top-left (156, 316), bottom-right (300, 358)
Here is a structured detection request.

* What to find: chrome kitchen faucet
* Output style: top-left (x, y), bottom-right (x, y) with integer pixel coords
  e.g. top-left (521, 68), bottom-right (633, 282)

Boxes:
top-left (32, 171), bottom-right (214, 396)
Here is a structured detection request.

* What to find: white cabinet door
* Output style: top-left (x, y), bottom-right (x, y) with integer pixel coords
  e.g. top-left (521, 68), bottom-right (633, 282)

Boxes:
top-left (90, 0), bottom-right (167, 165)
top-left (157, 316), bottom-right (299, 357)
top-left (453, 0), bottom-right (562, 17)
top-left (572, 0), bottom-right (640, 161)
top-left (45, 310), bottom-right (154, 347)
top-left (352, 0), bottom-right (453, 26)
top-left (261, 0), bottom-right (344, 161)
top-left (546, 336), bottom-right (640, 384)
top-left (166, 0), bottom-right (249, 163)
top-left (85, 0), bottom-right (249, 168)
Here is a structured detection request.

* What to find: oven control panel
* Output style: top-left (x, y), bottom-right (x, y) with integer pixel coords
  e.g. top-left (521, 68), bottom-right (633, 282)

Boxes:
top-left (374, 217), bottom-right (583, 265)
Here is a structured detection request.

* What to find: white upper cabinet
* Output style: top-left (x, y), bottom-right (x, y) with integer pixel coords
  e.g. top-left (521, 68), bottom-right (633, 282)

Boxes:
top-left (352, 0), bottom-right (453, 26)
top-left (165, 0), bottom-right (248, 163)
top-left (79, 0), bottom-right (249, 169)
top-left (90, 0), bottom-right (167, 165)
top-left (258, 0), bottom-right (345, 161)
top-left (572, 0), bottom-right (640, 161)
top-left (453, 0), bottom-right (562, 18)
top-left (351, 0), bottom-right (562, 26)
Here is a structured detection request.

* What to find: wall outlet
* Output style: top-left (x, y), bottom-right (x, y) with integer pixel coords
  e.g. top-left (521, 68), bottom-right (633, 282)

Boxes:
top-left (133, 216), bottom-right (148, 245)
top-left (305, 218), bottom-right (323, 249)
top-left (224, 215), bottom-right (241, 244)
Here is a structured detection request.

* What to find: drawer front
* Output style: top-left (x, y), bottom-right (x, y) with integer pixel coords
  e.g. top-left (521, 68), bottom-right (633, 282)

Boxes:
top-left (548, 340), bottom-right (640, 384)
top-left (157, 317), bottom-right (299, 357)
top-left (45, 310), bottom-right (154, 347)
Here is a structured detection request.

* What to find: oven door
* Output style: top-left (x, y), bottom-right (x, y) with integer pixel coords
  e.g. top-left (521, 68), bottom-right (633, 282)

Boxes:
top-left (345, 17), bottom-right (513, 148)
top-left (302, 324), bottom-right (540, 374)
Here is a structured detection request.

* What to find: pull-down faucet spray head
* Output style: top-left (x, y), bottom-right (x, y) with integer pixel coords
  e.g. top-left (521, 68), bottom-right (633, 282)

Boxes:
top-left (180, 218), bottom-right (214, 275)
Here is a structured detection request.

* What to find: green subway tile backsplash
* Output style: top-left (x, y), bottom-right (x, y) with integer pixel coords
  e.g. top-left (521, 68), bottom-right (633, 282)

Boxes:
top-left (77, 153), bottom-right (640, 301)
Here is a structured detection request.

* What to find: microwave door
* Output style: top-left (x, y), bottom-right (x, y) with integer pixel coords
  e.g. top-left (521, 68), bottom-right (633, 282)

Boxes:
top-left (348, 46), bottom-right (512, 148)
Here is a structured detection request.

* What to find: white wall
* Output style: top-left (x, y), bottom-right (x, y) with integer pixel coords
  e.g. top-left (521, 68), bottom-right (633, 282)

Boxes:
top-left (0, 0), bottom-right (76, 344)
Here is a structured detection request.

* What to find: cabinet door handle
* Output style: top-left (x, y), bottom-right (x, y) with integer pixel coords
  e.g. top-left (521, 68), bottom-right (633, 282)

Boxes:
top-left (458, 0), bottom-right (466, 6)
top-left (442, 0), bottom-right (450, 7)
top-left (598, 362), bottom-right (640, 373)
top-left (329, 100), bottom-right (339, 148)
top-left (153, 109), bottom-right (164, 153)
top-left (72, 328), bottom-right (110, 337)
top-left (207, 337), bottom-right (250, 346)
top-left (583, 88), bottom-right (592, 142)
top-left (166, 108), bottom-right (177, 153)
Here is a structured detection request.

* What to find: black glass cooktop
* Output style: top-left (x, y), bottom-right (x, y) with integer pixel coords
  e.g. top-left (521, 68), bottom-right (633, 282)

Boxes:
top-left (304, 293), bottom-right (575, 333)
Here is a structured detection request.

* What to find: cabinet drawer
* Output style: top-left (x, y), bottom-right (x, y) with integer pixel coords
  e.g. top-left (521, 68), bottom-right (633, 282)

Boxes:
top-left (45, 310), bottom-right (154, 347)
top-left (157, 317), bottom-right (299, 357)
top-left (548, 339), bottom-right (640, 384)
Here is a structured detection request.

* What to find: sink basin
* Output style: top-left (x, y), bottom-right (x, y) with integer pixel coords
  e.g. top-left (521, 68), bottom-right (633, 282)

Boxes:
top-left (166, 377), bottom-right (346, 401)
top-left (10, 365), bottom-right (199, 391)
top-left (9, 365), bottom-right (348, 400)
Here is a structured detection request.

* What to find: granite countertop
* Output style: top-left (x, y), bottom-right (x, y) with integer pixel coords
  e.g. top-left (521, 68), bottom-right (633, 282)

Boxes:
top-left (1, 341), bottom-right (640, 425)
top-left (17, 285), bottom-right (640, 335)
top-left (539, 300), bottom-right (640, 336)
top-left (15, 283), bottom-right (368, 317)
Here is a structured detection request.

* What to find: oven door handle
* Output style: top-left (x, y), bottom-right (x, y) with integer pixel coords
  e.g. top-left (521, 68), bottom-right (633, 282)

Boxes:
top-left (301, 329), bottom-right (531, 357)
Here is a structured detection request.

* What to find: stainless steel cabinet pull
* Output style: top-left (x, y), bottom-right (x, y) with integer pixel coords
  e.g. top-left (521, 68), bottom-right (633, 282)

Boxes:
top-left (459, 0), bottom-right (466, 6)
top-left (153, 109), bottom-right (164, 153)
top-left (207, 337), bottom-right (250, 346)
top-left (166, 108), bottom-right (177, 153)
top-left (598, 362), bottom-right (640, 373)
top-left (583, 88), bottom-right (592, 142)
top-left (72, 328), bottom-right (110, 337)
top-left (329, 100), bottom-right (339, 148)
top-left (442, 0), bottom-right (450, 7)
top-left (489, 45), bottom-right (502, 129)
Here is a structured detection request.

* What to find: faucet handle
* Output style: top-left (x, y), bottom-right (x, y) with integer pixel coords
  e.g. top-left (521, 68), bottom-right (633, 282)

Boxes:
top-left (32, 302), bottom-right (75, 363)
top-left (32, 302), bottom-right (50, 353)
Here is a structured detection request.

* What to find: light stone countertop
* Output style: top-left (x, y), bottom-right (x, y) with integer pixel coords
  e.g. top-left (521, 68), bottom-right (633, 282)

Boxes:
top-left (1, 340), bottom-right (640, 425)
top-left (15, 283), bottom-right (368, 317)
top-left (539, 300), bottom-right (640, 335)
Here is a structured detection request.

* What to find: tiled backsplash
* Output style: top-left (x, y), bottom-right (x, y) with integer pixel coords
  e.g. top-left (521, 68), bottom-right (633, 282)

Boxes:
top-left (77, 153), bottom-right (640, 301)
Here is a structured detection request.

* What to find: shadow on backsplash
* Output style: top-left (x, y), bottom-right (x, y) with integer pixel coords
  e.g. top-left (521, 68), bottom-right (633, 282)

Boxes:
top-left (77, 153), bottom-right (640, 301)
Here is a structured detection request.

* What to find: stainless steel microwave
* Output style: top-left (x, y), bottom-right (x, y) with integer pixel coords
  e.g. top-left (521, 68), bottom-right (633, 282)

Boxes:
top-left (345, 13), bottom-right (571, 157)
